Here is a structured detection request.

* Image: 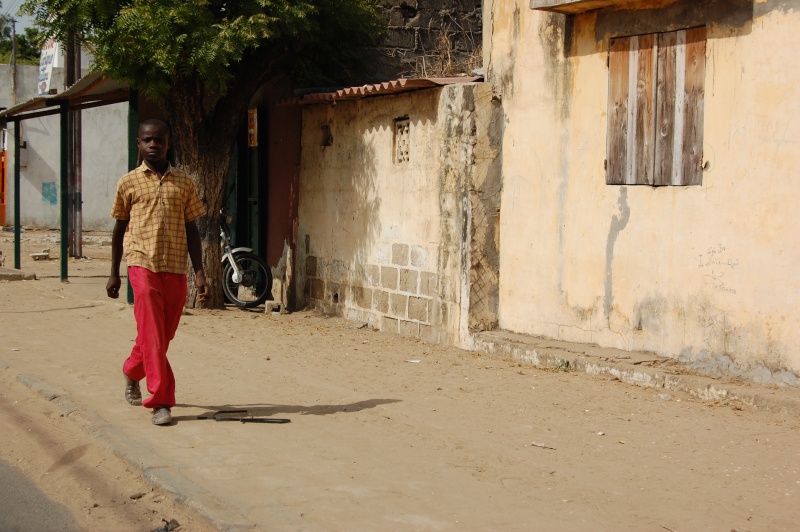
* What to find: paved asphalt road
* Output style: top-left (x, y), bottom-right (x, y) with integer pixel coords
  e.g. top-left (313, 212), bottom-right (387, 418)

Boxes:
top-left (0, 459), bottom-right (81, 532)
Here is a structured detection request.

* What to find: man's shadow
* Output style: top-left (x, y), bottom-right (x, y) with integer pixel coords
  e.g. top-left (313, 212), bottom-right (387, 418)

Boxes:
top-left (171, 398), bottom-right (401, 423)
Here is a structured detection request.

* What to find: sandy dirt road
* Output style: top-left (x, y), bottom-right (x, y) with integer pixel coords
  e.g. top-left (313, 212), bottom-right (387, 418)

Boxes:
top-left (1, 229), bottom-right (799, 531)
top-left (0, 372), bottom-right (214, 532)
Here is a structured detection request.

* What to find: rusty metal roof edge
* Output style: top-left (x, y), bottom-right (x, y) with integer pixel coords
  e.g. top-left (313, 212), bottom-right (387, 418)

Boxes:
top-left (0, 72), bottom-right (129, 119)
top-left (287, 76), bottom-right (483, 106)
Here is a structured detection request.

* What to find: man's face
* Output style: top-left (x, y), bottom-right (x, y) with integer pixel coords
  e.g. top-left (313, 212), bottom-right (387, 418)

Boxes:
top-left (137, 124), bottom-right (170, 165)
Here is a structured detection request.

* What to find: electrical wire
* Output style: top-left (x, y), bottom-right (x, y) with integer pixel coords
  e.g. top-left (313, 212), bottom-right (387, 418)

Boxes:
top-left (2, 0), bottom-right (23, 17)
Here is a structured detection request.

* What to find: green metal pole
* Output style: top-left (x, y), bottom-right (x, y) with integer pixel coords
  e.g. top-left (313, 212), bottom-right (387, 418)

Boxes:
top-left (60, 104), bottom-right (68, 281)
top-left (13, 120), bottom-right (20, 270)
top-left (126, 89), bottom-right (138, 304)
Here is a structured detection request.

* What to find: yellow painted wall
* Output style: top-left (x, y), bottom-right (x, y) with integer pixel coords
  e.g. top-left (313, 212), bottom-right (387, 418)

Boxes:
top-left (486, 0), bottom-right (800, 381)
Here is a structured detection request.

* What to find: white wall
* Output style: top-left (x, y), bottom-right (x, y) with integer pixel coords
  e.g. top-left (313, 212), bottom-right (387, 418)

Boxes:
top-left (78, 103), bottom-right (129, 230)
top-left (0, 66), bottom-right (128, 231)
top-left (5, 102), bottom-right (128, 231)
top-left (1, 64), bottom-right (127, 231)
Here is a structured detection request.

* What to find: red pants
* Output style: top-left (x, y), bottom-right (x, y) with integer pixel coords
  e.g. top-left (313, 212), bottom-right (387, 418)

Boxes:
top-left (123, 266), bottom-right (187, 409)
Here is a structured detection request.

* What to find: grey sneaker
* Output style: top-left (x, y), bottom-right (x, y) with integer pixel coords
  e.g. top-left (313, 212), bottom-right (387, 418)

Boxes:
top-left (125, 378), bottom-right (142, 406)
top-left (152, 407), bottom-right (172, 426)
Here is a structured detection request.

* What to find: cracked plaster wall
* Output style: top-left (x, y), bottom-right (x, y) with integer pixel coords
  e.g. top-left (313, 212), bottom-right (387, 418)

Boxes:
top-left (296, 83), bottom-right (498, 347)
top-left (486, 0), bottom-right (800, 382)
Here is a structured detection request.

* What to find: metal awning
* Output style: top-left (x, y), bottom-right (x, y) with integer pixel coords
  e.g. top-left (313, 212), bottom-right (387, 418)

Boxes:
top-left (0, 72), bottom-right (129, 123)
top-left (3, 72), bottom-right (132, 281)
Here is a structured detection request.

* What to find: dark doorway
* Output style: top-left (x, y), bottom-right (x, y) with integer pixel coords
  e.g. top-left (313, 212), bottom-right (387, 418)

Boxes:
top-left (225, 107), bottom-right (268, 257)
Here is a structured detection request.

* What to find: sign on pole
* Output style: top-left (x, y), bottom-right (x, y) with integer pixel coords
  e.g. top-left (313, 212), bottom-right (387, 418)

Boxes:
top-left (38, 38), bottom-right (60, 95)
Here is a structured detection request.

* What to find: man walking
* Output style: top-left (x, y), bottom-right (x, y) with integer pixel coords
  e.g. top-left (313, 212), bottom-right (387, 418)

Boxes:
top-left (106, 118), bottom-right (208, 425)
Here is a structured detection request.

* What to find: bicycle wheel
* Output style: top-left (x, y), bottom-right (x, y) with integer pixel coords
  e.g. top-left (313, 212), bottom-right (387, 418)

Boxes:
top-left (222, 252), bottom-right (273, 308)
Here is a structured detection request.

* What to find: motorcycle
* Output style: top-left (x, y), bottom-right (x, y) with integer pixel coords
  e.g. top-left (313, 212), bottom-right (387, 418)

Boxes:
top-left (219, 208), bottom-right (272, 308)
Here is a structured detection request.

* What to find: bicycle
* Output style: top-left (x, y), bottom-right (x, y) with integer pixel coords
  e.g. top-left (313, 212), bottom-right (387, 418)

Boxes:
top-left (219, 208), bottom-right (272, 308)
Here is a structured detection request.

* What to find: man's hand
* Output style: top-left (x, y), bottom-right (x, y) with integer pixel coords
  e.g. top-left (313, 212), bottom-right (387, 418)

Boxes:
top-left (186, 221), bottom-right (206, 304)
top-left (107, 219), bottom-right (128, 300)
top-left (106, 274), bottom-right (122, 299)
top-left (195, 269), bottom-right (209, 303)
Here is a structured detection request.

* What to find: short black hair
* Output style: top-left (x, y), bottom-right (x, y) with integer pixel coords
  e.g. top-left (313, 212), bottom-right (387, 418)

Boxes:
top-left (139, 118), bottom-right (171, 138)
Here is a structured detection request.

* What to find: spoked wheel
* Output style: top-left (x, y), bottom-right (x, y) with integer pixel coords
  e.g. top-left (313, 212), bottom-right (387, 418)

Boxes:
top-left (222, 252), bottom-right (273, 308)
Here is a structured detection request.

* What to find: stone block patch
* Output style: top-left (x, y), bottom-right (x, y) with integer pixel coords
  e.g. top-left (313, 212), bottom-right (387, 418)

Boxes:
top-left (381, 266), bottom-right (398, 290)
top-left (353, 286), bottom-right (372, 309)
top-left (330, 259), bottom-right (347, 284)
top-left (399, 268), bottom-right (418, 293)
top-left (310, 278), bottom-right (325, 300)
top-left (410, 246), bottom-right (428, 268)
top-left (304, 246), bottom-right (444, 343)
top-left (373, 290), bottom-right (389, 313)
top-left (399, 320), bottom-right (420, 337)
top-left (381, 316), bottom-right (399, 333)
top-left (366, 265), bottom-right (380, 286)
top-left (408, 296), bottom-right (429, 322)
top-left (306, 255), bottom-right (317, 277)
top-left (420, 272), bottom-right (437, 297)
top-left (390, 293), bottom-right (408, 318)
top-left (392, 243), bottom-right (409, 266)
top-left (420, 324), bottom-right (439, 343)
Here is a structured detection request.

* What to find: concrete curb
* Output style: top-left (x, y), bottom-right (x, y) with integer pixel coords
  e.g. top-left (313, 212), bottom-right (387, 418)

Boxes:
top-left (0, 267), bottom-right (37, 281)
top-left (14, 372), bottom-right (254, 531)
top-left (473, 331), bottom-right (800, 417)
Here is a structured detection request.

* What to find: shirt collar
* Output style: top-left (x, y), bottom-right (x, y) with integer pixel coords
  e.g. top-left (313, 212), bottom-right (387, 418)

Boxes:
top-left (138, 160), bottom-right (172, 177)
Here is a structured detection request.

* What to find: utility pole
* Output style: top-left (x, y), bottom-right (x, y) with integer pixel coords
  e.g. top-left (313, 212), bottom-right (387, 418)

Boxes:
top-left (10, 19), bottom-right (16, 105)
top-left (65, 29), bottom-right (83, 258)
top-left (72, 38), bottom-right (82, 259)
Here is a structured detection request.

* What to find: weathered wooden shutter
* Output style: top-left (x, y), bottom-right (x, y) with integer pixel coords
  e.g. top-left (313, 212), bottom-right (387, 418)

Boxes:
top-left (607, 27), bottom-right (705, 186)
top-left (655, 27), bottom-right (706, 185)
top-left (607, 35), bottom-right (656, 185)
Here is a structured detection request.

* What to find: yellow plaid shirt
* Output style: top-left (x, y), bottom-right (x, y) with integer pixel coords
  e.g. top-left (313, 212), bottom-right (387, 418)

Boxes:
top-left (111, 162), bottom-right (205, 274)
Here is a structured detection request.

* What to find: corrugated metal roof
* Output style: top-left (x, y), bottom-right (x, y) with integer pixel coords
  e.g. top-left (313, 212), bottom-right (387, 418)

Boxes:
top-left (0, 72), bottom-right (129, 119)
top-left (294, 76), bottom-right (483, 105)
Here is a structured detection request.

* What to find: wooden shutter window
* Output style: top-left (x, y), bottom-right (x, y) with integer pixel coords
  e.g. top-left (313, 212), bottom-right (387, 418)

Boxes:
top-left (681, 26), bottom-right (706, 186)
top-left (607, 35), bottom-right (656, 185)
top-left (655, 27), bottom-right (706, 185)
top-left (607, 36), bottom-right (629, 185)
top-left (607, 27), bottom-right (705, 186)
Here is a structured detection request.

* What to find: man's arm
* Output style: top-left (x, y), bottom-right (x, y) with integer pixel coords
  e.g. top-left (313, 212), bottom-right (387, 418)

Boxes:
top-left (186, 220), bottom-right (208, 302)
top-left (106, 219), bottom-right (129, 298)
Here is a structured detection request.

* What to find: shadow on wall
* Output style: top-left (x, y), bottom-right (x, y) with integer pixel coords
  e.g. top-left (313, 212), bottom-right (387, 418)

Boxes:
top-left (21, 143), bottom-right (57, 184)
top-left (334, 133), bottom-right (380, 278)
top-left (16, 141), bottom-right (59, 226)
top-left (537, 0), bottom-right (757, 60)
top-left (303, 118), bottom-right (381, 313)
top-left (303, 90), bottom-right (451, 342)
top-left (19, 124), bottom-right (57, 174)
top-left (595, 0), bottom-right (755, 43)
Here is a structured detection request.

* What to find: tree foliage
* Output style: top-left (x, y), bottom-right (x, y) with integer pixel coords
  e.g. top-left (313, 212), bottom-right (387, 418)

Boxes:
top-left (21, 0), bottom-right (385, 101)
top-left (19, 0), bottom-right (385, 308)
top-left (0, 11), bottom-right (46, 66)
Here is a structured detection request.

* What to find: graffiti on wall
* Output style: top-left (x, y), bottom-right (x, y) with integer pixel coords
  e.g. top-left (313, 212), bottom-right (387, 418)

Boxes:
top-left (42, 182), bottom-right (57, 205)
top-left (698, 244), bottom-right (739, 295)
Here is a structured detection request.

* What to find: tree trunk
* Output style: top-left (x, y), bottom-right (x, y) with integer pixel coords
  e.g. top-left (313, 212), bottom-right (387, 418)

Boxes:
top-left (178, 142), bottom-right (230, 309)
top-left (188, 214), bottom-right (223, 308)
top-left (168, 76), bottom-right (244, 309)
